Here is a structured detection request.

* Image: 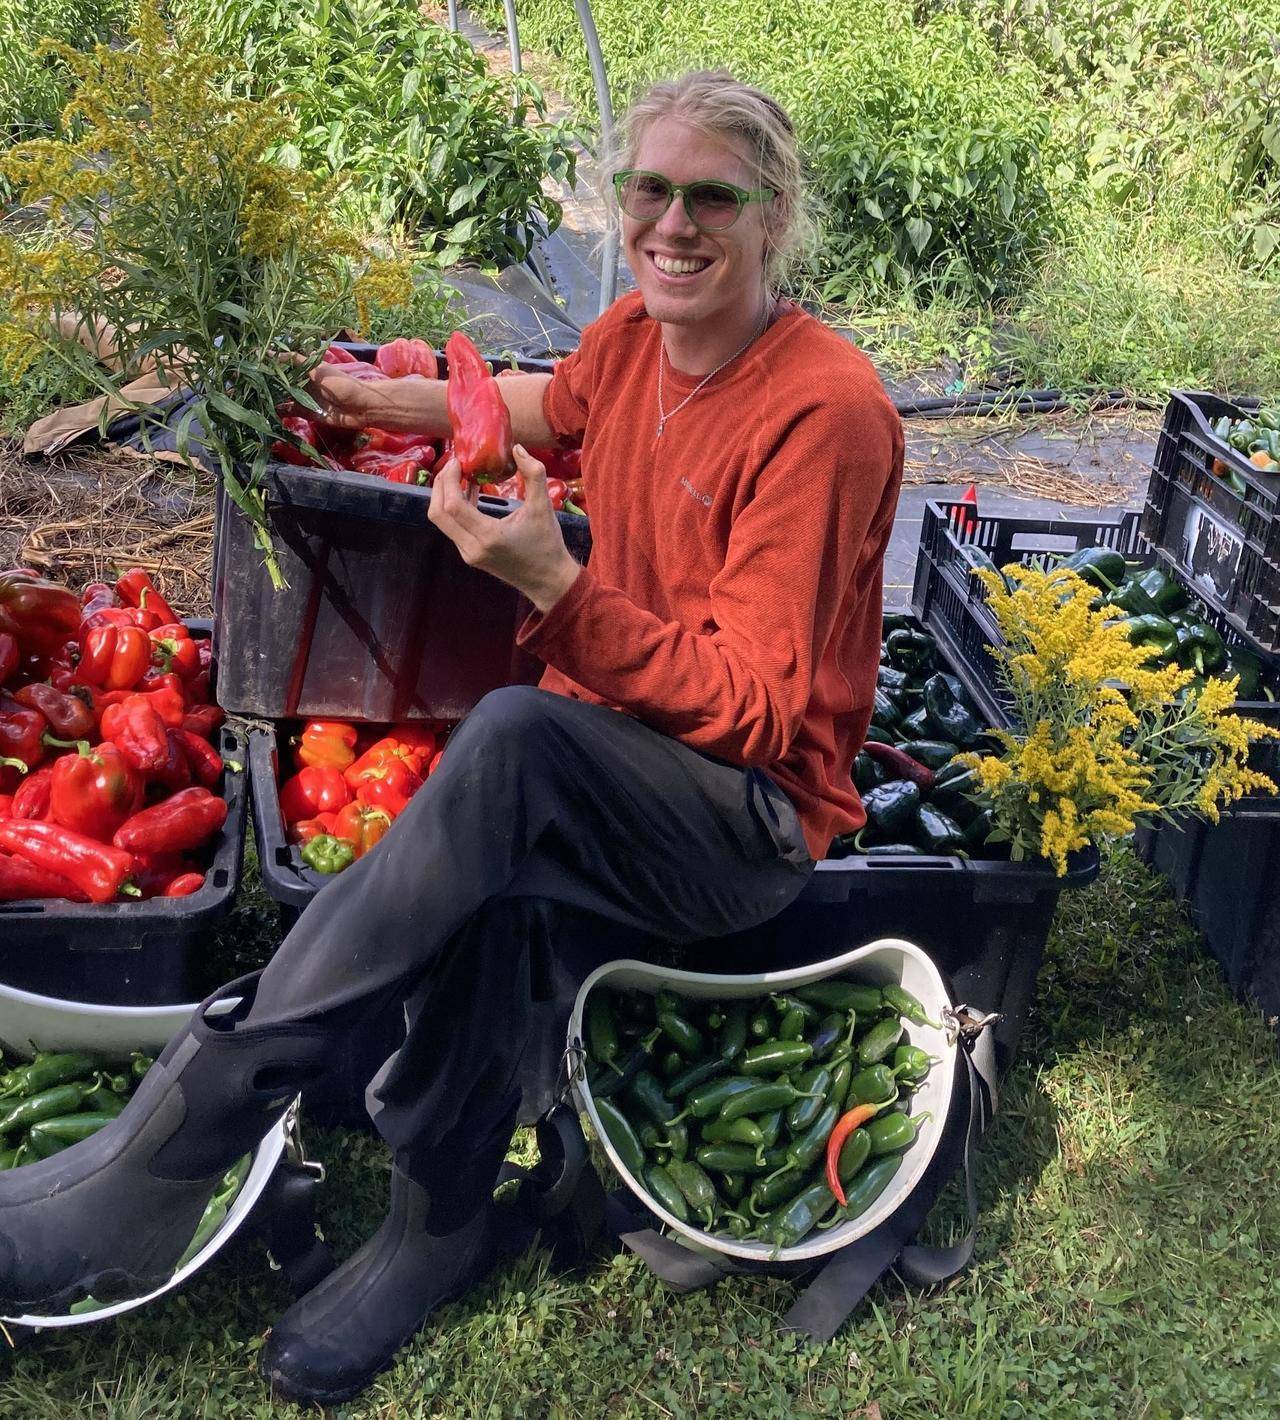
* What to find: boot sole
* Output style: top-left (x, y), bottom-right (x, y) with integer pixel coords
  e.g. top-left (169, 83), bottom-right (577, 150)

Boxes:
top-left (0, 1263), bottom-right (170, 1320)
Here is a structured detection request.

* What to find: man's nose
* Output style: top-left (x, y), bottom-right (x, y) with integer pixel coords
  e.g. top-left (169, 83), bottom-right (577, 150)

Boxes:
top-left (654, 192), bottom-right (699, 241)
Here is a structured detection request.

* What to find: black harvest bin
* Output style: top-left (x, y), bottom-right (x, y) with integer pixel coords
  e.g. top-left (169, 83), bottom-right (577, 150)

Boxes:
top-left (211, 346), bottom-right (591, 723)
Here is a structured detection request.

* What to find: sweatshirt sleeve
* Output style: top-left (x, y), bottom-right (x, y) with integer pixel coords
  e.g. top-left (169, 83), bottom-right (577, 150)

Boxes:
top-left (518, 391), bottom-right (903, 766)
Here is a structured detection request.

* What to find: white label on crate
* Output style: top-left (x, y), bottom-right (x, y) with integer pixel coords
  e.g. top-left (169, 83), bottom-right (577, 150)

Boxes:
top-left (1184, 503), bottom-right (1243, 604)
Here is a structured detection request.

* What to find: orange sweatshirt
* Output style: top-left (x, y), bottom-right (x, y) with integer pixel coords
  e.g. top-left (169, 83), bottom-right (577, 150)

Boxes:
top-left (517, 292), bottom-right (903, 861)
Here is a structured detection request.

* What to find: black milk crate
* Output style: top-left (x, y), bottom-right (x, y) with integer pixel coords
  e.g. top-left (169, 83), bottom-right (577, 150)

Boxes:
top-left (1140, 391), bottom-right (1280, 653)
top-left (212, 343), bottom-right (590, 724)
top-left (911, 499), bottom-right (1280, 817)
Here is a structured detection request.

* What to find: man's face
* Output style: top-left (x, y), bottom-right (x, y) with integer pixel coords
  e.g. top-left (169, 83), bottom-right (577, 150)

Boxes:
top-left (621, 116), bottom-right (772, 331)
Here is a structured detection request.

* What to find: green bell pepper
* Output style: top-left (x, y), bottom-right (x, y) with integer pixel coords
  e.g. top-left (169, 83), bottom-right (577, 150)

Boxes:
top-left (301, 834), bottom-right (355, 875)
top-left (1221, 647), bottom-right (1263, 701)
top-left (1060, 547), bottom-right (1126, 593)
top-left (884, 628), bottom-right (934, 675)
top-left (1119, 613), bottom-right (1179, 661)
top-left (914, 803), bottom-right (966, 854)
top-left (1174, 621), bottom-right (1227, 676)
top-left (922, 674), bottom-right (982, 746)
top-left (1133, 567), bottom-right (1188, 616)
top-left (860, 781), bottom-right (921, 838)
top-left (892, 739), bottom-right (957, 770)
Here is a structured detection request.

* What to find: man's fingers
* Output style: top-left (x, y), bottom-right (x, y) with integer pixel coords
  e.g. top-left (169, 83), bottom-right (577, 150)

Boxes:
top-left (512, 444), bottom-right (550, 505)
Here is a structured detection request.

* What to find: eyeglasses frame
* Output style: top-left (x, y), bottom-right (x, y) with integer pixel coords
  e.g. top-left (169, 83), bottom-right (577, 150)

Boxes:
top-left (612, 169), bottom-right (776, 231)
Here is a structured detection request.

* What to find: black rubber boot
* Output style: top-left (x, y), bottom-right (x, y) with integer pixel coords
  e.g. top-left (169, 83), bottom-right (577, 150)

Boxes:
top-left (0, 972), bottom-right (330, 1315)
top-left (260, 1168), bottom-right (498, 1408)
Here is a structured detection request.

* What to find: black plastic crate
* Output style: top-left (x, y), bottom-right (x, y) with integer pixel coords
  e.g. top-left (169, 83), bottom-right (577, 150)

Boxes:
top-left (912, 499), bottom-right (1280, 816)
top-left (1135, 817), bottom-right (1280, 1032)
top-left (1140, 391), bottom-right (1280, 653)
top-left (212, 345), bottom-right (590, 723)
top-left (0, 723), bottom-right (248, 1007)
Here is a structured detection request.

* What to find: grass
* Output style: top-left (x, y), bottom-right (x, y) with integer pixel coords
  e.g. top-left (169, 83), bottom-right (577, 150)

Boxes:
top-left (2, 840), bottom-right (1278, 1418)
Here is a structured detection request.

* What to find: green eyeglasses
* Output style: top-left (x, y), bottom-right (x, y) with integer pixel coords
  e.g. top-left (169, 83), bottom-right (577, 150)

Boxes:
top-left (612, 169), bottom-right (775, 232)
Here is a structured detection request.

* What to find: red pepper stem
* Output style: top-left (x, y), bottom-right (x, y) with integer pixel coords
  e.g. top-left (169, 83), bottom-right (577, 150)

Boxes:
top-left (119, 882), bottom-right (142, 898)
top-left (0, 755), bottom-right (27, 773)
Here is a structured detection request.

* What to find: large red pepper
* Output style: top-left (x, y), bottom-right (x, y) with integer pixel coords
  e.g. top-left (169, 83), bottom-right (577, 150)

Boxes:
top-left (148, 730), bottom-right (193, 793)
top-left (48, 741), bottom-right (141, 841)
top-left (12, 683), bottom-right (95, 741)
top-left (0, 850), bottom-right (88, 903)
top-left (181, 704), bottom-right (225, 740)
top-left (0, 632), bottom-right (18, 687)
top-left (100, 695), bottom-right (170, 772)
top-left (389, 722), bottom-right (441, 756)
top-left (164, 871), bottom-right (205, 897)
top-left (374, 337), bottom-right (436, 379)
top-left (115, 568), bottom-right (179, 627)
top-left (279, 765), bottom-right (352, 825)
top-left (95, 684), bottom-right (185, 728)
top-left (444, 331), bottom-right (513, 483)
top-left (331, 800), bottom-right (393, 859)
top-left (80, 605), bottom-right (163, 634)
top-left (148, 624), bottom-right (200, 681)
top-left (0, 571), bottom-right (81, 657)
top-left (355, 428), bottom-right (436, 456)
top-left (172, 728), bottom-right (223, 788)
top-left (295, 721), bottom-right (358, 773)
top-left (349, 756), bottom-right (422, 817)
top-left (78, 624), bottom-right (151, 690)
top-left (80, 581), bottom-right (118, 617)
top-left (113, 786), bottom-right (228, 854)
top-left (0, 794), bottom-right (12, 818)
top-left (11, 763), bottom-right (54, 820)
top-left (287, 811), bottom-right (339, 847)
top-left (0, 820), bottom-right (135, 903)
top-left (0, 693), bottom-right (47, 771)
top-left (345, 735), bottom-right (430, 785)
top-left (269, 414), bottom-right (321, 467)
top-left (130, 849), bottom-right (188, 899)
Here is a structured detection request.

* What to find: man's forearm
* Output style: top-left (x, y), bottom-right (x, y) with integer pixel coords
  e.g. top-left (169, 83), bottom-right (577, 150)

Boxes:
top-left (350, 372), bottom-right (559, 448)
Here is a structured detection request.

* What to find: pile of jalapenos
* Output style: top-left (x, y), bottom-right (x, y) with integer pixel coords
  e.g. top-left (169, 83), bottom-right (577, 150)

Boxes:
top-left (0, 1049), bottom-right (154, 1168)
top-left (584, 976), bottom-right (940, 1253)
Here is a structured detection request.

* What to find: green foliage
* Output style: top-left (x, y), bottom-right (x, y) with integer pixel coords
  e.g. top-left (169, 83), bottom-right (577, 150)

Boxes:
top-left (169, 0), bottom-right (578, 267)
top-left (0, 349), bottom-right (98, 442)
top-left (0, 0), bottom-right (132, 147)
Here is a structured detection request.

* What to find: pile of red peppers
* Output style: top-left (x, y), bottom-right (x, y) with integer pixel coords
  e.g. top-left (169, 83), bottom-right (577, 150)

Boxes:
top-left (0, 567), bottom-right (229, 905)
top-left (278, 718), bottom-right (452, 875)
top-left (270, 335), bottom-right (587, 515)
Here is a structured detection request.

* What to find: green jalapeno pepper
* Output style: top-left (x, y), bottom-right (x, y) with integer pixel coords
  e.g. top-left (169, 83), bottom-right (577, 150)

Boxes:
top-left (131, 1052), bottom-right (154, 1080)
top-left (591, 1030), bottom-right (661, 1100)
top-left (786, 1067), bottom-right (833, 1133)
top-left (0, 1082), bottom-right (92, 1136)
top-left (595, 1098), bottom-right (646, 1177)
top-left (27, 1112), bottom-right (120, 1153)
top-left (755, 1109), bottom-right (784, 1149)
top-left (658, 1050), bottom-right (684, 1080)
top-left (718, 1172), bottom-right (747, 1203)
top-left (778, 1007), bottom-right (806, 1041)
top-left (0, 1053), bottom-right (96, 1099)
top-left (628, 1070), bottom-right (680, 1126)
top-left (837, 1126), bottom-right (873, 1184)
top-left (701, 1116), bottom-right (766, 1150)
top-left (739, 1040), bottom-right (813, 1076)
top-left (655, 991), bottom-right (704, 1057)
top-left (584, 994), bottom-right (621, 1070)
top-left (882, 984), bottom-right (941, 1029)
top-left (761, 1176), bottom-right (840, 1250)
top-left (828, 1057), bottom-right (854, 1113)
top-left (857, 1018), bottom-right (905, 1066)
top-left (645, 1164), bottom-right (689, 1222)
top-left (892, 1044), bottom-right (935, 1085)
top-left (696, 1143), bottom-right (769, 1174)
top-left (81, 1086), bottom-right (128, 1116)
top-left (810, 1012), bottom-right (852, 1063)
top-left (675, 1075), bottom-right (759, 1121)
top-left (656, 1120), bottom-right (689, 1160)
top-left (663, 1056), bottom-right (727, 1100)
top-left (666, 1159), bottom-right (718, 1227)
top-left (795, 981), bottom-right (882, 1015)
top-left (847, 1064), bottom-right (899, 1106)
top-left (717, 1003), bottom-right (749, 1061)
top-left (748, 1010), bottom-right (773, 1040)
top-left (867, 1111), bottom-right (926, 1156)
top-left (0, 1146), bottom-right (19, 1170)
top-left (749, 1164), bottom-right (809, 1217)
top-left (821, 1155), bottom-right (903, 1227)
top-left (719, 1080), bottom-right (809, 1123)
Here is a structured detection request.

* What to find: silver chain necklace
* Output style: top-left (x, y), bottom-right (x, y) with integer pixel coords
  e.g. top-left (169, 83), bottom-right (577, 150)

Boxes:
top-left (656, 299), bottom-right (774, 440)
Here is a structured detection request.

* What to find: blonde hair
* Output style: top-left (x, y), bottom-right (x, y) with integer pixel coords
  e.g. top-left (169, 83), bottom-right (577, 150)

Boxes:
top-left (600, 70), bottom-right (817, 291)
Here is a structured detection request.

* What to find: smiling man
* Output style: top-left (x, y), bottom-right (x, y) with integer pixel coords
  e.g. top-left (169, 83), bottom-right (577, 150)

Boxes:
top-left (0, 72), bottom-right (903, 1405)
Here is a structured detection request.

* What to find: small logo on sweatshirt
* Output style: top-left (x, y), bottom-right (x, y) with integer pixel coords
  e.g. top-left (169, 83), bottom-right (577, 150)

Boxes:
top-left (679, 475), bottom-right (712, 508)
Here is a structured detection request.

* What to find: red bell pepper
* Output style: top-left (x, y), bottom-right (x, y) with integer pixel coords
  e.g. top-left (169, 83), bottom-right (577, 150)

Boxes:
top-left (172, 728), bottom-right (223, 788)
top-left (11, 764), bottom-right (54, 820)
top-left (78, 624), bottom-right (151, 690)
top-left (0, 693), bottom-right (47, 771)
top-left (270, 415), bottom-right (321, 467)
top-left (48, 741), bottom-right (141, 841)
top-left (80, 605), bottom-right (162, 634)
top-left (148, 624), bottom-right (200, 681)
top-left (164, 872), bottom-right (205, 897)
top-left (279, 765), bottom-right (352, 824)
top-left (430, 440), bottom-right (454, 476)
top-left (0, 819), bottom-right (135, 903)
top-left (148, 730), bottom-right (193, 793)
top-left (349, 757), bottom-right (422, 817)
top-left (444, 331), bottom-right (513, 483)
top-left (355, 429), bottom-right (436, 456)
top-left (100, 694), bottom-right (170, 772)
top-left (378, 457), bottom-right (431, 486)
top-left (346, 735), bottom-right (431, 784)
top-left (181, 704), bottom-right (225, 740)
top-left (0, 571), bottom-right (81, 657)
top-left (0, 794), bottom-right (12, 818)
top-left (0, 849), bottom-right (88, 902)
top-left (130, 849), bottom-right (188, 899)
top-left (12, 683), bottom-right (95, 741)
top-left (115, 568), bottom-right (179, 626)
top-left (113, 786), bottom-right (228, 854)
top-left (96, 684), bottom-right (185, 728)
top-left (321, 344), bottom-right (359, 364)
top-left (287, 812), bottom-right (339, 847)
top-left (374, 337), bottom-right (436, 379)
top-left (0, 632), bottom-right (18, 687)
top-left (427, 746), bottom-right (446, 776)
top-left (80, 581), bottom-right (118, 617)
top-left (295, 720), bottom-right (358, 772)
top-left (331, 800), bottom-right (393, 859)
top-left (388, 722), bottom-right (441, 756)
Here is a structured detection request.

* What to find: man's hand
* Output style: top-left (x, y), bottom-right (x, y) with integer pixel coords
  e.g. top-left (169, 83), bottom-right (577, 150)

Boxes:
top-left (429, 445), bottom-right (581, 614)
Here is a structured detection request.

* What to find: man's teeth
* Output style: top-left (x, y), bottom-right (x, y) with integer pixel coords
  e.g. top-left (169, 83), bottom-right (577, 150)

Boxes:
top-left (653, 255), bottom-right (709, 275)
